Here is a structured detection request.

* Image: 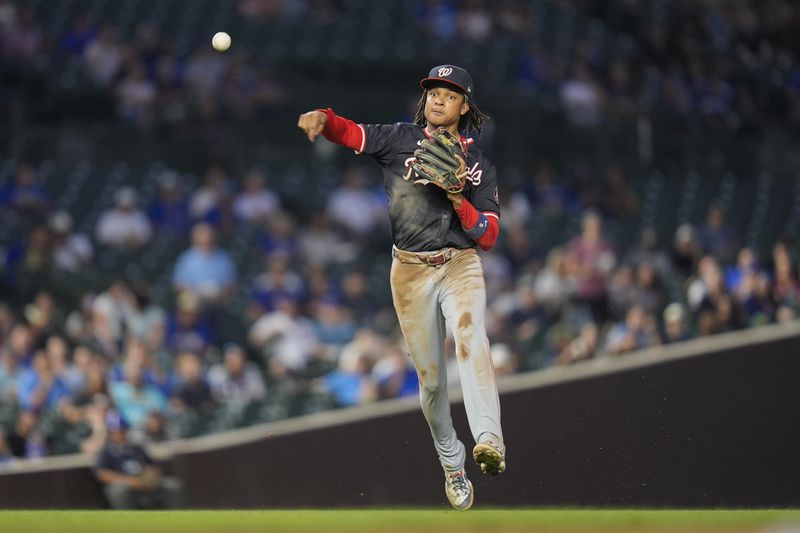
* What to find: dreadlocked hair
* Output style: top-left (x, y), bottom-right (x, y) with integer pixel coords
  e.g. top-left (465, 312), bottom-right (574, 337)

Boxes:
top-left (413, 89), bottom-right (489, 136)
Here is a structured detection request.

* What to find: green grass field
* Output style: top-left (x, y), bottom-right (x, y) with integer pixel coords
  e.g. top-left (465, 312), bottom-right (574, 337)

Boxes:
top-left (1, 510), bottom-right (799, 533)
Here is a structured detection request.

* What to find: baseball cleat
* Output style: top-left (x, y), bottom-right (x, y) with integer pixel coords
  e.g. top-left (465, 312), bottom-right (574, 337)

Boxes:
top-left (444, 469), bottom-right (474, 511)
top-left (473, 441), bottom-right (506, 476)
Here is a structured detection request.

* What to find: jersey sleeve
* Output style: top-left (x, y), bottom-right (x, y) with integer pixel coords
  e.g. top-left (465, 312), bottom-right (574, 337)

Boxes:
top-left (470, 157), bottom-right (499, 216)
top-left (361, 123), bottom-right (407, 167)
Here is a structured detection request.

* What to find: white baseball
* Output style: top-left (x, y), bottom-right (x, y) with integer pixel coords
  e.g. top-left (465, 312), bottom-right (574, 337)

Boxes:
top-left (212, 32), bottom-right (231, 52)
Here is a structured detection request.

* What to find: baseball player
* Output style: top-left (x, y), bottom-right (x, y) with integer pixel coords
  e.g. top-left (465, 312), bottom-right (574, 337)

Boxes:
top-left (298, 65), bottom-right (505, 510)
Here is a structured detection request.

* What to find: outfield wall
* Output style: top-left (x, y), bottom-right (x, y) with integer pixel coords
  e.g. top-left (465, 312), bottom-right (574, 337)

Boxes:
top-left (1, 323), bottom-right (799, 508)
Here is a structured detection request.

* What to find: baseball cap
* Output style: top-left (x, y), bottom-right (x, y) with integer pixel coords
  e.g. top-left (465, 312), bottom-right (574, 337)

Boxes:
top-left (420, 65), bottom-right (474, 100)
top-left (105, 409), bottom-right (129, 432)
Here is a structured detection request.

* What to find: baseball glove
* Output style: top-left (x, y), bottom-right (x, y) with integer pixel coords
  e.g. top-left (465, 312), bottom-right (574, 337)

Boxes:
top-left (410, 128), bottom-right (467, 194)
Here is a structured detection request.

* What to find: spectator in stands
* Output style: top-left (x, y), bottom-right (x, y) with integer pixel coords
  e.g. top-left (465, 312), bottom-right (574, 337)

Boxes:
top-left (250, 253), bottom-right (306, 315)
top-left (417, 0), bottom-right (459, 41)
top-left (623, 228), bottom-right (673, 281)
top-left (234, 167), bottom-right (281, 224)
top-left (44, 334), bottom-right (82, 394)
top-left (2, 322), bottom-right (34, 369)
top-left (249, 296), bottom-right (321, 378)
top-left (59, 14), bottom-right (96, 55)
top-left (340, 271), bottom-right (377, 324)
top-left (491, 343), bottom-right (518, 376)
top-left (697, 203), bottom-right (738, 263)
top-left (5, 409), bottom-right (45, 458)
top-left (605, 60), bottom-right (638, 117)
top-left (528, 160), bottom-right (577, 218)
top-left (532, 246), bottom-right (574, 316)
top-left (604, 305), bottom-right (661, 355)
top-left (320, 336), bottom-right (377, 407)
top-left (771, 241), bottom-right (800, 310)
top-left (567, 209), bottom-right (616, 323)
top-left (503, 226), bottom-right (538, 277)
top-left (23, 291), bottom-right (63, 339)
top-left (0, 337), bottom-right (23, 402)
top-left (0, 429), bottom-right (13, 465)
top-left (457, 0), bottom-right (492, 42)
top-left (258, 213), bottom-right (299, 258)
top-left (688, 256), bottom-right (746, 334)
top-left (555, 321), bottom-right (599, 365)
top-left (371, 341), bottom-right (418, 400)
top-left (311, 298), bottom-right (357, 352)
top-left (95, 187), bottom-right (153, 250)
top-left (164, 292), bottom-right (215, 356)
top-left (726, 247), bottom-right (759, 293)
top-left (0, 163), bottom-right (48, 219)
top-left (189, 166), bottom-right (235, 229)
top-left (632, 262), bottom-right (664, 317)
top-left (298, 212), bottom-right (355, 267)
top-left (84, 24), bottom-right (123, 87)
top-left (662, 302), bottom-right (690, 344)
top-left (125, 281), bottom-right (167, 352)
top-left (515, 41), bottom-right (551, 93)
top-left (116, 61), bottom-right (157, 127)
top-left (172, 223), bottom-right (236, 305)
top-left (1, 6), bottom-right (41, 62)
top-left (90, 279), bottom-right (132, 347)
top-left (326, 165), bottom-right (386, 237)
top-left (560, 62), bottom-right (605, 127)
top-left (109, 361), bottom-right (168, 431)
top-left (208, 343), bottom-right (267, 405)
top-left (147, 171), bottom-right (190, 235)
top-left (172, 351), bottom-right (215, 416)
top-left (49, 211), bottom-right (94, 273)
top-left (608, 264), bottom-right (638, 319)
top-left (184, 45), bottom-right (227, 95)
top-left (94, 410), bottom-right (183, 509)
top-left (16, 349), bottom-right (70, 412)
top-left (599, 163), bottom-right (639, 219)
top-left (672, 224), bottom-right (702, 279)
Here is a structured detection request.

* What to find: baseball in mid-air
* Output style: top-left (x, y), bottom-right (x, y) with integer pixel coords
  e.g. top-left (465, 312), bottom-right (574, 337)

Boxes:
top-left (212, 32), bottom-right (231, 52)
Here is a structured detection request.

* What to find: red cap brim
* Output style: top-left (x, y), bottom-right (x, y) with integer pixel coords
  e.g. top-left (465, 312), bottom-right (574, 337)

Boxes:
top-left (419, 77), bottom-right (468, 95)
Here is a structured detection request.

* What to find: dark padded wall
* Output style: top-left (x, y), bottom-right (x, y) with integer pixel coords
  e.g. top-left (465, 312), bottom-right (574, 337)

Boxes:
top-left (2, 333), bottom-right (798, 508)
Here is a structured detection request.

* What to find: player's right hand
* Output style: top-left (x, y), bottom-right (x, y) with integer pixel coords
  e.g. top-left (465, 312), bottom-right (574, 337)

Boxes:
top-left (297, 110), bottom-right (328, 142)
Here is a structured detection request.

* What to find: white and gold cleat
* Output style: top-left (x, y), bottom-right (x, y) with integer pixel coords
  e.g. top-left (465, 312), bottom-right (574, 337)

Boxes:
top-left (444, 469), bottom-right (474, 511)
top-left (473, 440), bottom-right (506, 476)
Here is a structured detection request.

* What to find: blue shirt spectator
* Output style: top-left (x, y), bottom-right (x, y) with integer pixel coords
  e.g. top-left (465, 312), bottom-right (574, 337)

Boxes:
top-left (109, 363), bottom-right (169, 429)
top-left (148, 171), bottom-right (191, 235)
top-left (16, 351), bottom-right (70, 412)
top-left (172, 223), bottom-right (236, 303)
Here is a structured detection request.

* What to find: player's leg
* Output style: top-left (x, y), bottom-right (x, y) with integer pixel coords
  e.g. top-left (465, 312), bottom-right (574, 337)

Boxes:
top-left (103, 483), bottom-right (136, 509)
top-left (390, 258), bottom-right (466, 472)
top-left (440, 248), bottom-right (505, 474)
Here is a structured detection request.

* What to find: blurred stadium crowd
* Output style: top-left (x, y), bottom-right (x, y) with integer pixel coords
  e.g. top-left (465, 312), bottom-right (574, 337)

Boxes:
top-left (1, 0), bottom-right (800, 462)
top-left (1, 0), bottom-right (799, 128)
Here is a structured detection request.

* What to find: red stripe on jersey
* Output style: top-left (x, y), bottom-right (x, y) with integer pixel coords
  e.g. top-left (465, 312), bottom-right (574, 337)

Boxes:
top-left (319, 108), bottom-right (365, 153)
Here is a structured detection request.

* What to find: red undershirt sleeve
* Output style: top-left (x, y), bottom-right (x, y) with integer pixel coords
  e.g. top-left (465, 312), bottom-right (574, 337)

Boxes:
top-left (318, 108), bottom-right (365, 153)
top-left (453, 198), bottom-right (500, 251)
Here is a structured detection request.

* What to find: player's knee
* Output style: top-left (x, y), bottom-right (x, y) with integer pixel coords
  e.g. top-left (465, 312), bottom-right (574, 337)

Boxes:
top-left (418, 377), bottom-right (441, 396)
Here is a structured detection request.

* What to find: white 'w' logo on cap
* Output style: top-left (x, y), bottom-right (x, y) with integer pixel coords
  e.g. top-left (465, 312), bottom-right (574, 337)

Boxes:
top-left (438, 67), bottom-right (453, 77)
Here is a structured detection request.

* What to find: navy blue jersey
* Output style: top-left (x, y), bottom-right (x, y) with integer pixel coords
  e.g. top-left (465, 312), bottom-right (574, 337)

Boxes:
top-left (95, 441), bottom-right (154, 475)
top-left (360, 123), bottom-right (499, 252)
